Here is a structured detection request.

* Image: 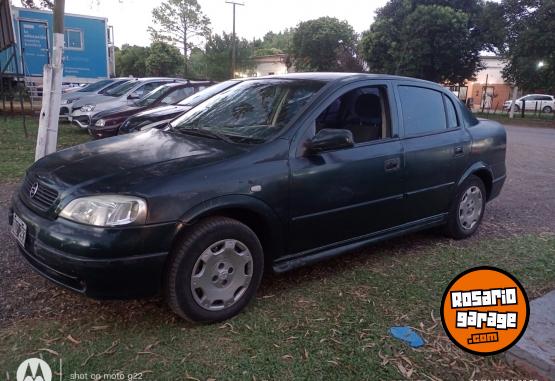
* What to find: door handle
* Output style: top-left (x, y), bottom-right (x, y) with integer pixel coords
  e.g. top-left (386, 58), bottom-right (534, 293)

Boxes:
top-left (384, 157), bottom-right (401, 172)
top-left (454, 146), bottom-right (464, 156)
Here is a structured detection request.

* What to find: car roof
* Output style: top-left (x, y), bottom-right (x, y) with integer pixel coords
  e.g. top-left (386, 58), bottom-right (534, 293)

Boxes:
top-left (252, 72), bottom-right (441, 87)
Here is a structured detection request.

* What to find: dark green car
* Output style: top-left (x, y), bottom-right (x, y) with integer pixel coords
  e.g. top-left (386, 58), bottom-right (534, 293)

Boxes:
top-left (9, 73), bottom-right (506, 322)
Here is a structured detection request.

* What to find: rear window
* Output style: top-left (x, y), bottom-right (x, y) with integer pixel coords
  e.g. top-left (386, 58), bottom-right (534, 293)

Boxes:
top-left (399, 86), bottom-right (446, 135)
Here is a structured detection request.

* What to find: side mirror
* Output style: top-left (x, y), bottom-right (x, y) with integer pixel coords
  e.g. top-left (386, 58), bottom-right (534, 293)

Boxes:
top-left (128, 91), bottom-right (141, 100)
top-left (305, 128), bottom-right (354, 154)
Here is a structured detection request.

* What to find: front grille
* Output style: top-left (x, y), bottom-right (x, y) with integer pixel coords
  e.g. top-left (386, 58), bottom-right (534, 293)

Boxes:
top-left (73, 115), bottom-right (90, 127)
top-left (20, 176), bottom-right (59, 212)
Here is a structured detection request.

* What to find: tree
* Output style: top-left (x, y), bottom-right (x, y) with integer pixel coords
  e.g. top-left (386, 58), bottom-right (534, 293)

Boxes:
top-left (115, 45), bottom-right (150, 77)
top-left (291, 17), bottom-right (361, 72)
top-left (145, 41), bottom-right (185, 77)
top-left (192, 33), bottom-right (254, 81)
top-left (360, 0), bottom-right (502, 84)
top-left (501, 0), bottom-right (555, 92)
top-left (20, 0), bottom-right (53, 8)
top-left (148, 0), bottom-right (211, 76)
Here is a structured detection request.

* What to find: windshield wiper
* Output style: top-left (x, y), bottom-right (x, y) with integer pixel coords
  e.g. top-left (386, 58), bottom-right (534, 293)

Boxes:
top-left (176, 127), bottom-right (235, 144)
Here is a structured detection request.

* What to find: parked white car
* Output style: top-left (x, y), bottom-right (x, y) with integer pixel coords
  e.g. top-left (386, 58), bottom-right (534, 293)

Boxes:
top-left (504, 94), bottom-right (554, 113)
top-left (69, 78), bottom-right (183, 128)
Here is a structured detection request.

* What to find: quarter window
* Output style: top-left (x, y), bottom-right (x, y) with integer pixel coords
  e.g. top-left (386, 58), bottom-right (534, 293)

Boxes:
top-left (444, 95), bottom-right (459, 129)
top-left (64, 29), bottom-right (83, 50)
top-left (399, 86), bottom-right (447, 135)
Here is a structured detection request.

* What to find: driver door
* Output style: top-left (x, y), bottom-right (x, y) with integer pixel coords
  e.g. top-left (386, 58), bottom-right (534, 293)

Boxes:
top-left (288, 81), bottom-right (406, 254)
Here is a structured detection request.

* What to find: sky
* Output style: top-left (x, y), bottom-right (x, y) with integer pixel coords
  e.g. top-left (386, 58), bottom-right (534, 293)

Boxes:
top-left (15, 0), bottom-right (388, 47)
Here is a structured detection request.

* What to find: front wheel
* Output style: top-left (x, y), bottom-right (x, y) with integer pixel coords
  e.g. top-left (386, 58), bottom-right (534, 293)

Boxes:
top-left (165, 217), bottom-right (264, 322)
top-left (445, 175), bottom-right (486, 239)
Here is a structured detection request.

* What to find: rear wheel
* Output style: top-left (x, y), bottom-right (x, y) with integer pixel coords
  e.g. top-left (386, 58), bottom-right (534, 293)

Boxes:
top-left (543, 106), bottom-right (553, 113)
top-left (445, 175), bottom-right (486, 239)
top-left (165, 217), bottom-right (264, 322)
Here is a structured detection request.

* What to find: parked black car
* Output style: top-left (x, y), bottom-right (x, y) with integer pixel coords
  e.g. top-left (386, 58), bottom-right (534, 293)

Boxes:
top-left (118, 80), bottom-right (240, 135)
top-left (88, 81), bottom-right (213, 139)
top-left (9, 73), bottom-right (506, 322)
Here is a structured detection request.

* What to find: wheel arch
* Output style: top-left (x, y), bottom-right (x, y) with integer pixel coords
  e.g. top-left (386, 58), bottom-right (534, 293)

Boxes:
top-left (458, 162), bottom-right (493, 200)
top-left (174, 195), bottom-right (285, 267)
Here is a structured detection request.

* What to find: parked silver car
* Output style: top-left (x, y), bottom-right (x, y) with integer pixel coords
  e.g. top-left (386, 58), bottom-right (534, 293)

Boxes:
top-left (60, 78), bottom-right (132, 120)
top-left (69, 78), bottom-right (184, 128)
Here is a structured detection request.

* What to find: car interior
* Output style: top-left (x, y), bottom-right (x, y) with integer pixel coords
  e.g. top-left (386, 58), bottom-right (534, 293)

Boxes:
top-left (316, 86), bottom-right (391, 143)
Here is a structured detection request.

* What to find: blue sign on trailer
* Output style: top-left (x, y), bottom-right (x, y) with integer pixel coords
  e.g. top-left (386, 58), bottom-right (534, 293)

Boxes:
top-left (0, 6), bottom-right (109, 82)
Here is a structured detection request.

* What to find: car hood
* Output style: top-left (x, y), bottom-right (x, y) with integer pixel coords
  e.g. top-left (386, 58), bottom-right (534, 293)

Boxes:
top-left (132, 104), bottom-right (189, 119)
top-left (92, 103), bottom-right (143, 121)
top-left (29, 129), bottom-right (248, 193)
top-left (72, 94), bottom-right (118, 108)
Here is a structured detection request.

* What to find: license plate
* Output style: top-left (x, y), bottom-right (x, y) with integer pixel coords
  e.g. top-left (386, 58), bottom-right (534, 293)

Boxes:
top-left (11, 213), bottom-right (27, 247)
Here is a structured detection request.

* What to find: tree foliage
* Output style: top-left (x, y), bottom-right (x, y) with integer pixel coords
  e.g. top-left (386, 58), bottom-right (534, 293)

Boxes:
top-left (360, 0), bottom-right (504, 84)
top-left (115, 42), bottom-right (184, 77)
top-left (20, 0), bottom-right (53, 9)
top-left (189, 33), bottom-right (254, 81)
top-left (145, 41), bottom-right (185, 77)
top-left (115, 45), bottom-right (150, 77)
top-left (501, 0), bottom-right (555, 92)
top-left (291, 17), bottom-right (362, 72)
top-left (148, 0), bottom-right (211, 76)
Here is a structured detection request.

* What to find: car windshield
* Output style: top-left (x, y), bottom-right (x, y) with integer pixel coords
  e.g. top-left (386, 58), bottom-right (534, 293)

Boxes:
top-left (171, 79), bottom-right (324, 143)
top-left (178, 81), bottom-right (235, 106)
top-left (105, 80), bottom-right (138, 97)
top-left (77, 79), bottom-right (113, 93)
top-left (134, 85), bottom-right (171, 107)
top-left (98, 80), bottom-right (130, 95)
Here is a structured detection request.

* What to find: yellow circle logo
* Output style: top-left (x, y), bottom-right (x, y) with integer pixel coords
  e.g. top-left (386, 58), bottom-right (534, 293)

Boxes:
top-left (441, 266), bottom-right (529, 355)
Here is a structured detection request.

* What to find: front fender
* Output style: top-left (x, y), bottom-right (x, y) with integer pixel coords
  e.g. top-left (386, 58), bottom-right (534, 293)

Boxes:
top-left (177, 194), bottom-right (285, 261)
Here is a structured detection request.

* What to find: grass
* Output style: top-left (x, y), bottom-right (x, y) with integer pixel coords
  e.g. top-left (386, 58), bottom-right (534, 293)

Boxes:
top-left (1, 234), bottom-right (554, 380)
top-left (0, 116), bottom-right (90, 182)
top-left (473, 111), bottom-right (555, 127)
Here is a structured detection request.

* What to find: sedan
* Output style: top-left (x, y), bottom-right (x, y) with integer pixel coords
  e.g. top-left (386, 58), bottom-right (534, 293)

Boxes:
top-left (88, 81), bottom-right (213, 139)
top-left (118, 80), bottom-right (240, 135)
top-left (10, 73), bottom-right (506, 323)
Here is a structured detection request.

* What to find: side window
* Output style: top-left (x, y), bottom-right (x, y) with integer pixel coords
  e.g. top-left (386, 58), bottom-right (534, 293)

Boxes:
top-left (64, 29), bottom-right (83, 50)
top-left (161, 87), bottom-right (194, 104)
top-left (399, 86), bottom-right (446, 135)
top-left (444, 95), bottom-right (459, 129)
top-left (315, 86), bottom-right (391, 144)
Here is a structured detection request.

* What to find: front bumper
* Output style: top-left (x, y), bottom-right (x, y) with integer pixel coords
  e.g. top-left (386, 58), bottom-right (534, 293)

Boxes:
top-left (70, 109), bottom-right (93, 128)
top-left (88, 126), bottom-right (120, 139)
top-left (9, 194), bottom-right (178, 299)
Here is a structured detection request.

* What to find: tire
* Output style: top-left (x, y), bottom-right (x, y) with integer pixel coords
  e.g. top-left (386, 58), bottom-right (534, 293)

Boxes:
top-left (513, 104), bottom-right (520, 112)
top-left (543, 106), bottom-right (553, 114)
top-left (165, 216), bottom-right (264, 322)
top-left (444, 175), bottom-right (486, 240)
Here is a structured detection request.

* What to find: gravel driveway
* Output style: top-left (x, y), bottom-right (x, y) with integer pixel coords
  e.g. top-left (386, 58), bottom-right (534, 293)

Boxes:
top-left (1, 124), bottom-right (554, 324)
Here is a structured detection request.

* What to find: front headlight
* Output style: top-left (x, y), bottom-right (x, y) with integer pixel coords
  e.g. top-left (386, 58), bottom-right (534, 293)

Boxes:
top-left (59, 195), bottom-right (147, 226)
top-left (80, 104), bottom-right (95, 112)
top-left (95, 119), bottom-right (106, 127)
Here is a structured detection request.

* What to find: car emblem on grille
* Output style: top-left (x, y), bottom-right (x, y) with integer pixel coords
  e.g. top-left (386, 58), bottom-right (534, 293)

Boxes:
top-left (29, 182), bottom-right (39, 198)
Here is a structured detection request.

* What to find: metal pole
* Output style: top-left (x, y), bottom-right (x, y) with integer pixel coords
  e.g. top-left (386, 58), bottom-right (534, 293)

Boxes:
top-left (226, 1), bottom-right (244, 79)
top-left (35, 0), bottom-right (64, 161)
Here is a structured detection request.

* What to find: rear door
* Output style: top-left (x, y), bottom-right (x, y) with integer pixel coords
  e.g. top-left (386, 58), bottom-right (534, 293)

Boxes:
top-left (396, 82), bottom-right (471, 222)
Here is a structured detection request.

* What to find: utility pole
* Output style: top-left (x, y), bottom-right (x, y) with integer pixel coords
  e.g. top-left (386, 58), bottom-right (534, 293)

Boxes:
top-left (35, 0), bottom-right (65, 161)
top-left (225, 1), bottom-right (244, 78)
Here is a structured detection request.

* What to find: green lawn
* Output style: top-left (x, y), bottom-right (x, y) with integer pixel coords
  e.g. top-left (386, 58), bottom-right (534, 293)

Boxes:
top-left (473, 111), bottom-right (555, 127)
top-left (1, 234), bottom-right (554, 380)
top-left (0, 116), bottom-right (90, 182)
